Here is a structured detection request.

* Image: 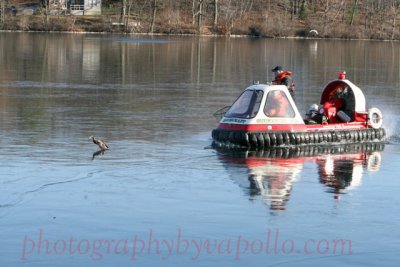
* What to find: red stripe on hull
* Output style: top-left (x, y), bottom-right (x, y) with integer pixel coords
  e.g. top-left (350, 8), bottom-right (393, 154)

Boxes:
top-left (217, 122), bottom-right (368, 132)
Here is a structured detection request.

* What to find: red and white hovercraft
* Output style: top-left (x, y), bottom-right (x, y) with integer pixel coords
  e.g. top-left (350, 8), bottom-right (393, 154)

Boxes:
top-left (212, 72), bottom-right (386, 149)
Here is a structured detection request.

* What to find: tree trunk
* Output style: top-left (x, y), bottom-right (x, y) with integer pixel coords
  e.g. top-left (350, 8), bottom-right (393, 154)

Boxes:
top-left (45, 0), bottom-right (49, 27)
top-left (121, 0), bottom-right (126, 26)
top-left (214, 0), bottom-right (218, 27)
top-left (291, 0), bottom-right (295, 20)
top-left (150, 0), bottom-right (157, 33)
top-left (125, 0), bottom-right (133, 32)
top-left (197, 0), bottom-right (204, 33)
top-left (1, 0), bottom-right (5, 24)
top-left (350, 0), bottom-right (359, 26)
top-left (299, 0), bottom-right (307, 20)
top-left (391, 6), bottom-right (397, 40)
top-left (322, 0), bottom-right (329, 35)
top-left (192, 0), bottom-right (196, 24)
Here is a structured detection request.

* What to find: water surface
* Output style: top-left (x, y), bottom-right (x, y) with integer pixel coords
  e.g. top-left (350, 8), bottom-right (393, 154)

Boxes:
top-left (0, 33), bottom-right (400, 266)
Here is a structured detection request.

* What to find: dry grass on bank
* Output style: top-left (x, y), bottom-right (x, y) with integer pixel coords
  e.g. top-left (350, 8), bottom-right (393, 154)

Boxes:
top-left (0, 11), bottom-right (399, 41)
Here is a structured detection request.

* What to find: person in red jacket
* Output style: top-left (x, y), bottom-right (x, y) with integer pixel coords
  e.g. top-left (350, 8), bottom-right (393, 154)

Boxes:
top-left (271, 66), bottom-right (295, 93)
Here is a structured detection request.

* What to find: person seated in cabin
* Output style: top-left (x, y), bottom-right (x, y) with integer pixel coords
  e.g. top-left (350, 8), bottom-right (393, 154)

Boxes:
top-left (305, 104), bottom-right (323, 124)
top-left (271, 66), bottom-right (295, 94)
top-left (264, 90), bottom-right (295, 118)
top-left (337, 86), bottom-right (355, 122)
top-left (321, 86), bottom-right (345, 123)
top-left (323, 85), bottom-right (355, 123)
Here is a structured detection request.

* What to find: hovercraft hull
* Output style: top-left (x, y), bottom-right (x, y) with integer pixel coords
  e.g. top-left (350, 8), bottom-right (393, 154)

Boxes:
top-left (212, 126), bottom-right (386, 149)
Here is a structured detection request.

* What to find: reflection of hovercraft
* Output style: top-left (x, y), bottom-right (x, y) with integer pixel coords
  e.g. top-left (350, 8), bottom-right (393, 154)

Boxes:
top-left (217, 148), bottom-right (303, 211)
top-left (215, 142), bottom-right (384, 209)
top-left (216, 142), bottom-right (384, 160)
top-left (315, 143), bottom-right (384, 196)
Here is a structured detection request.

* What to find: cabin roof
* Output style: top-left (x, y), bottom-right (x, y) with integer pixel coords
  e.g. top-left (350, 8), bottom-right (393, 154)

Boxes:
top-left (222, 83), bottom-right (304, 125)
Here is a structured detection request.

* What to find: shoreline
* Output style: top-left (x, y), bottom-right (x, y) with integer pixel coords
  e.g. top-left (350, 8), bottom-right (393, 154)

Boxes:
top-left (1, 29), bottom-right (398, 42)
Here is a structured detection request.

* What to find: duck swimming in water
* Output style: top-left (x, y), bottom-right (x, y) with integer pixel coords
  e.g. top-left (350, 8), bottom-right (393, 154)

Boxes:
top-left (89, 135), bottom-right (109, 150)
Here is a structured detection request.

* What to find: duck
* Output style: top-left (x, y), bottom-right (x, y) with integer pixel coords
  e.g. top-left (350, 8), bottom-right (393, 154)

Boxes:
top-left (89, 135), bottom-right (109, 150)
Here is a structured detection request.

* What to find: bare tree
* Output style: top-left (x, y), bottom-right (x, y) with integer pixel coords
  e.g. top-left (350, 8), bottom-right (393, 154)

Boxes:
top-left (125, 0), bottom-right (134, 31)
top-left (238, 0), bottom-right (253, 21)
top-left (192, 0), bottom-right (196, 24)
top-left (349, 0), bottom-right (359, 26)
top-left (150, 0), bottom-right (157, 33)
top-left (191, 0), bottom-right (205, 32)
top-left (198, 0), bottom-right (204, 32)
top-left (362, 0), bottom-right (372, 31)
top-left (0, 0), bottom-right (5, 24)
top-left (214, 0), bottom-right (218, 27)
top-left (389, 1), bottom-right (400, 39)
top-left (121, 0), bottom-right (127, 25)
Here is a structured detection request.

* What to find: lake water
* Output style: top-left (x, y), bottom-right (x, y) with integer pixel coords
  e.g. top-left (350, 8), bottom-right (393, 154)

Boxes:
top-left (1, 32), bottom-right (400, 267)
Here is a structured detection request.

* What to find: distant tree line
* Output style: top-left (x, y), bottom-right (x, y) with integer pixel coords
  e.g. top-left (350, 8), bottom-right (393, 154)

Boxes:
top-left (105, 0), bottom-right (400, 39)
top-left (1, 0), bottom-right (400, 39)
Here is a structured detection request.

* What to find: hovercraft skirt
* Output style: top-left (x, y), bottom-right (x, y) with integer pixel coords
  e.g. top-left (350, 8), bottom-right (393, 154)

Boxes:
top-left (212, 128), bottom-right (386, 148)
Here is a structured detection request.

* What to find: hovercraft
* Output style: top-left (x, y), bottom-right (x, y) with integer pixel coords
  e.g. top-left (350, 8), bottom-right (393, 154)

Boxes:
top-left (212, 72), bottom-right (385, 149)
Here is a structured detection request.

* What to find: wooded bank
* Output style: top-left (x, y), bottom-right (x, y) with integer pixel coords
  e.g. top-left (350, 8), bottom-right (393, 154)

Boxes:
top-left (1, 0), bottom-right (400, 40)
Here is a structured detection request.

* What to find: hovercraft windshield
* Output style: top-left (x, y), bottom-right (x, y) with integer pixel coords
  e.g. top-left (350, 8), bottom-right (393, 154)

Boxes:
top-left (224, 90), bottom-right (264, 119)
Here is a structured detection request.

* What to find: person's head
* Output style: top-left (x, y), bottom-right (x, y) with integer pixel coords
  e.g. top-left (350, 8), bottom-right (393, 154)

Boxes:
top-left (335, 86), bottom-right (344, 97)
top-left (272, 66), bottom-right (283, 75)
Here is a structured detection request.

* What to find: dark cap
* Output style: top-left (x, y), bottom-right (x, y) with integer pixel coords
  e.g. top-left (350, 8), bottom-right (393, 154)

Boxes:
top-left (271, 66), bottom-right (283, 72)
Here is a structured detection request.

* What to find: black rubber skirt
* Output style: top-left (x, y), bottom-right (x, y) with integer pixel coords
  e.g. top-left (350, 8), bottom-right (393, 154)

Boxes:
top-left (211, 128), bottom-right (386, 149)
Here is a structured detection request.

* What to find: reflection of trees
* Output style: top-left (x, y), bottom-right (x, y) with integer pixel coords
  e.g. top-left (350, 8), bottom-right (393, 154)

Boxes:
top-left (216, 143), bottom-right (385, 211)
top-left (1, 33), bottom-right (400, 92)
top-left (0, 33), bottom-right (399, 140)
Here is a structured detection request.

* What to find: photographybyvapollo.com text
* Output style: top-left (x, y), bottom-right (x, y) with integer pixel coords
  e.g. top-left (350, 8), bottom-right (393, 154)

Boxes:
top-left (21, 228), bottom-right (352, 261)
